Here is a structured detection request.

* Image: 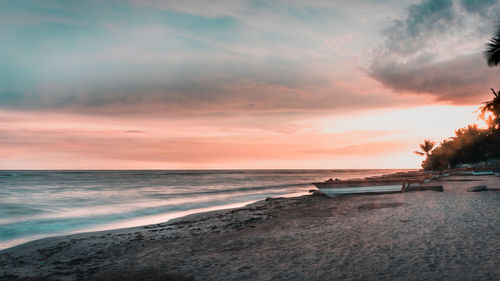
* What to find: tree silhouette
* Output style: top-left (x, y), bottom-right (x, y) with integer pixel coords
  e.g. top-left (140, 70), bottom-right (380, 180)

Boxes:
top-left (479, 88), bottom-right (500, 130)
top-left (414, 139), bottom-right (435, 158)
top-left (415, 139), bottom-right (436, 170)
top-left (485, 22), bottom-right (500, 66)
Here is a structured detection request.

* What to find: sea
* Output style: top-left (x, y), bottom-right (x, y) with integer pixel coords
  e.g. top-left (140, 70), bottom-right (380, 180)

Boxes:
top-left (0, 169), bottom-right (411, 250)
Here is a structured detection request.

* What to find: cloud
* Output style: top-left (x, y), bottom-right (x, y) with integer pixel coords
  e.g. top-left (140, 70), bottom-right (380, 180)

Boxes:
top-left (369, 0), bottom-right (500, 103)
top-left (370, 52), bottom-right (499, 103)
top-left (382, 0), bottom-right (455, 56)
top-left (461, 0), bottom-right (497, 14)
top-left (0, 54), bottom-right (416, 116)
top-left (0, 0), bottom-right (426, 117)
top-left (380, 0), bottom-right (498, 56)
top-left (129, 0), bottom-right (251, 17)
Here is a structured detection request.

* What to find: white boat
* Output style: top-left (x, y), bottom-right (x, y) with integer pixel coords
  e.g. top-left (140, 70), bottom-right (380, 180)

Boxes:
top-left (314, 184), bottom-right (403, 196)
top-left (312, 179), bottom-right (417, 197)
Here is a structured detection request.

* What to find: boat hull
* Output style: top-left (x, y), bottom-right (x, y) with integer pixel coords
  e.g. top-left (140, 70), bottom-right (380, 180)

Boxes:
top-left (315, 184), bottom-right (403, 196)
top-left (312, 181), bottom-right (406, 197)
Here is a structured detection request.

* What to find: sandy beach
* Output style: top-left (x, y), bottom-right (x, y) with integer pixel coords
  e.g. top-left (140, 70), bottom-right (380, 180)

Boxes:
top-left (1, 174), bottom-right (500, 281)
top-left (5, 1), bottom-right (500, 280)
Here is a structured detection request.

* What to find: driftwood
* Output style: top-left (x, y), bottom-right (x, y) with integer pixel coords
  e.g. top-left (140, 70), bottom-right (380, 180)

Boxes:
top-left (402, 185), bottom-right (443, 192)
top-left (466, 185), bottom-right (488, 192)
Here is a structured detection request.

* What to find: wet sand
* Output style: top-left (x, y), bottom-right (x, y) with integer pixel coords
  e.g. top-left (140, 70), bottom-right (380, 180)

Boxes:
top-left (1, 175), bottom-right (500, 280)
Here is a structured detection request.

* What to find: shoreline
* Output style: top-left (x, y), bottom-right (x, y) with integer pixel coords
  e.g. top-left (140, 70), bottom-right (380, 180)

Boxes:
top-left (3, 169), bottom-right (371, 252)
top-left (0, 190), bottom-right (310, 252)
top-left (2, 174), bottom-right (500, 280)
top-left (0, 199), bottom-right (269, 253)
top-left (0, 201), bottom-right (256, 252)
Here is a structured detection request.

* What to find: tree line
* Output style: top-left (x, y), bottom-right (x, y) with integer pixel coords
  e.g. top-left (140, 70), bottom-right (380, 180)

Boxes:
top-left (415, 23), bottom-right (500, 170)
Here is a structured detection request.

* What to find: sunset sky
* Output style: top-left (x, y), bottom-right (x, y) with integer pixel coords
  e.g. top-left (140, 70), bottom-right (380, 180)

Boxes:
top-left (1, 0), bottom-right (500, 169)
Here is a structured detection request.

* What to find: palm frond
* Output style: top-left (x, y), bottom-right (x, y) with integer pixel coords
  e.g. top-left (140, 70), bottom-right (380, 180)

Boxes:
top-left (415, 139), bottom-right (435, 157)
top-left (485, 37), bottom-right (500, 66)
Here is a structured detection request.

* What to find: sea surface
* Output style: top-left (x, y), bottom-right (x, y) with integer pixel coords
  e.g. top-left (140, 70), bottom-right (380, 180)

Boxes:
top-left (0, 169), bottom-right (410, 250)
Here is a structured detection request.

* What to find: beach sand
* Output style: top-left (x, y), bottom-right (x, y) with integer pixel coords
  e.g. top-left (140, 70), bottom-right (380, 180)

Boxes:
top-left (1, 175), bottom-right (500, 280)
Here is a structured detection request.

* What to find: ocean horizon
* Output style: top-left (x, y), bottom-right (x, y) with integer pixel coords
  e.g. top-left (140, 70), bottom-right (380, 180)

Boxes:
top-left (0, 169), bottom-right (412, 250)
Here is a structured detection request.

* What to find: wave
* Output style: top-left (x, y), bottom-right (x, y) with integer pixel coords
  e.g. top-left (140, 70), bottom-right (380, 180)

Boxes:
top-left (0, 169), bottom-right (408, 178)
top-left (0, 174), bottom-right (19, 178)
top-left (0, 169), bottom-right (412, 249)
top-left (0, 190), bottom-right (291, 241)
top-left (0, 184), bottom-right (303, 226)
top-left (154, 182), bottom-right (312, 198)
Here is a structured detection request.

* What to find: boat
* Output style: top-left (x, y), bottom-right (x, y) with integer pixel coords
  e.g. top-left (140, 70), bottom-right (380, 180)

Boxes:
top-left (449, 171), bottom-right (474, 176)
top-left (472, 170), bottom-right (494, 176)
top-left (312, 178), bottom-right (424, 197)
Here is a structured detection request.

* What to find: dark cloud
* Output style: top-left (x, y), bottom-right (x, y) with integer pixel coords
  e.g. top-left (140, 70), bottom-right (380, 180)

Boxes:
top-left (370, 52), bottom-right (498, 104)
top-left (381, 0), bottom-right (498, 55)
top-left (461, 0), bottom-right (497, 14)
top-left (0, 58), bottom-right (411, 116)
top-left (370, 0), bottom-right (500, 103)
top-left (382, 0), bottom-right (454, 55)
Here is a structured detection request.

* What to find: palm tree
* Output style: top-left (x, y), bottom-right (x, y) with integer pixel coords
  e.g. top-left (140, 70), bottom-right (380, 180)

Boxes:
top-left (414, 139), bottom-right (436, 158)
top-left (485, 22), bottom-right (500, 66)
top-left (479, 88), bottom-right (500, 130)
top-left (414, 139), bottom-right (436, 170)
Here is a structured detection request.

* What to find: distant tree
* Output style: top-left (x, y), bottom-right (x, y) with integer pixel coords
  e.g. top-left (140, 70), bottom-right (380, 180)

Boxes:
top-left (415, 139), bottom-right (436, 170)
top-left (414, 139), bottom-right (435, 158)
top-left (485, 23), bottom-right (500, 66)
top-left (419, 124), bottom-right (494, 171)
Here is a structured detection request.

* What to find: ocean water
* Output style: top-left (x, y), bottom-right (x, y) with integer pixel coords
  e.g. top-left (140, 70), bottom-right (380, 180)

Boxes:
top-left (0, 169), bottom-right (409, 249)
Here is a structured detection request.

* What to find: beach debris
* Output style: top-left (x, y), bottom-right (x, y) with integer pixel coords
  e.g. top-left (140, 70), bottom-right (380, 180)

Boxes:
top-left (309, 189), bottom-right (328, 197)
top-left (466, 185), bottom-right (488, 192)
top-left (402, 185), bottom-right (443, 192)
top-left (325, 178), bottom-right (341, 183)
top-left (265, 197), bottom-right (285, 202)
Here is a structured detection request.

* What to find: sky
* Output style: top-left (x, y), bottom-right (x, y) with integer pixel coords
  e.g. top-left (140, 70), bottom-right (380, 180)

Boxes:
top-left (1, 0), bottom-right (500, 169)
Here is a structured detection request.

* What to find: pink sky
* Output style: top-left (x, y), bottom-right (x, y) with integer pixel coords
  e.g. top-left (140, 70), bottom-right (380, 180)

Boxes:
top-left (1, 0), bottom-right (499, 169)
top-left (0, 104), bottom-right (486, 169)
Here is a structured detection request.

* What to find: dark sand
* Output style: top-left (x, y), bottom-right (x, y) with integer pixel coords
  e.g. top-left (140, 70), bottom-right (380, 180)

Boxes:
top-left (1, 175), bottom-right (500, 281)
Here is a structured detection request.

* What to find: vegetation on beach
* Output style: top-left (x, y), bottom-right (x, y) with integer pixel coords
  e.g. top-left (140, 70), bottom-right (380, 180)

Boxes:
top-left (419, 123), bottom-right (500, 170)
top-left (417, 24), bottom-right (500, 170)
top-left (485, 21), bottom-right (500, 67)
top-left (414, 140), bottom-right (435, 158)
top-left (414, 139), bottom-right (436, 170)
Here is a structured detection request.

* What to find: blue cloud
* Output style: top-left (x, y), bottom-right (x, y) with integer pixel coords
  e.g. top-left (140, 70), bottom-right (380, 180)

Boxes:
top-left (370, 0), bottom-right (500, 103)
top-left (382, 0), bottom-right (454, 55)
top-left (0, 0), bottom-right (414, 114)
top-left (461, 0), bottom-right (497, 14)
